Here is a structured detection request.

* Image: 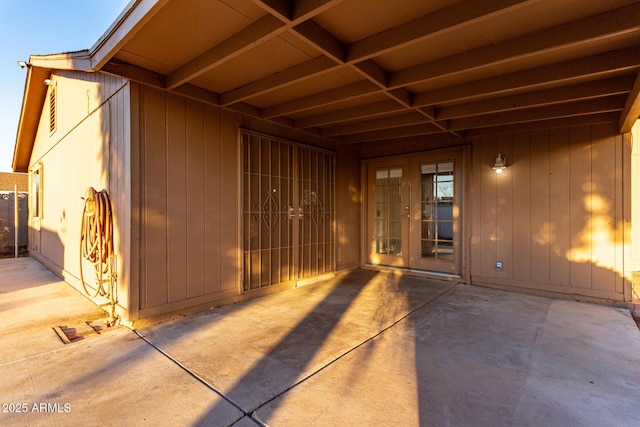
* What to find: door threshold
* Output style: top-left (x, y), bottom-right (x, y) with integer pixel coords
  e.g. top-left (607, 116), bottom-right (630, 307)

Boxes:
top-left (362, 264), bottom-right (463, 282)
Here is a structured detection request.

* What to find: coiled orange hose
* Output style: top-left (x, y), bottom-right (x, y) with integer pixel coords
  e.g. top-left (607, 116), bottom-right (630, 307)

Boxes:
top-left (79, 187), bottom-right (114, 298)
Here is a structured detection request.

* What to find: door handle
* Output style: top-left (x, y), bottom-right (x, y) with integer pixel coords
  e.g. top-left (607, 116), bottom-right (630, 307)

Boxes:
top-left (289, 206), bottom-right (304, 219)
top-left (402, 214), bottom-right (410, 218)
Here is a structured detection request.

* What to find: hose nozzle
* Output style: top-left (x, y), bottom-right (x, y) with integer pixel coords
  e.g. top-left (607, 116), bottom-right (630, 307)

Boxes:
top-left (83, 187), bottom-right (97, 217)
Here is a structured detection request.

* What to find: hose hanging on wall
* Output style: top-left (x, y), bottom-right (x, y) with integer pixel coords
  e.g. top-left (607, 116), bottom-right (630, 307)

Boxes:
top-left (80, 187), bottom-right (118, 325)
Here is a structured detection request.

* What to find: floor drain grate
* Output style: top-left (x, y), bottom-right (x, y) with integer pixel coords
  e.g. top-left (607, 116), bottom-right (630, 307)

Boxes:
top-left (53, 320), bottom-right (107, 344)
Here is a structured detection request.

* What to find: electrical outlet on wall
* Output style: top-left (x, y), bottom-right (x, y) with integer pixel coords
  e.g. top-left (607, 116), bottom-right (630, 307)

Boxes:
top-left (496, 261), bottom-right (503, 271)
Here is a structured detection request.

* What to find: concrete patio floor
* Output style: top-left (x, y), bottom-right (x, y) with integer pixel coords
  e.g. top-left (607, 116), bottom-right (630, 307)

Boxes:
top-left (1, 257), bottom-right (639, 426)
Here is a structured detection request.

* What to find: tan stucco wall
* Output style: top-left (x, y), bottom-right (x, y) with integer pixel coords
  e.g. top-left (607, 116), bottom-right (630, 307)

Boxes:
top-left (28, 71), bottom-right (132, 319)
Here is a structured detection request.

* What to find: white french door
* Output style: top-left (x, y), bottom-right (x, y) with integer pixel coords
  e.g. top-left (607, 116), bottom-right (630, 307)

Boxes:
top-left (367, 150), bottom-right (463, 275)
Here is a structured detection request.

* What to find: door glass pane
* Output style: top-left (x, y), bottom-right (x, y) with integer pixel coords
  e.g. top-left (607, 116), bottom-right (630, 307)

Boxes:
top-left (374, 167), bottom-right (402, 256)
top-left (420, 161), bottom-right (454, 260)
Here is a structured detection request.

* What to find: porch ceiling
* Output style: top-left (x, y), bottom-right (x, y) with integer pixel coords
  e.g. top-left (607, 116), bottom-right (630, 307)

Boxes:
top-left (47, 0), bottom-right (640, 143)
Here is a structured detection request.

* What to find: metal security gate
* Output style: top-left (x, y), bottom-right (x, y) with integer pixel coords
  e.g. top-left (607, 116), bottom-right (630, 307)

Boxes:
top-left (241, 131), bottom-right (335, 291)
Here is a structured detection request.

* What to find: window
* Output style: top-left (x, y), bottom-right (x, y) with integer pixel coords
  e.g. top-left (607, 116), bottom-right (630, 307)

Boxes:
top-left (30, 163), bottom-right (43, 227)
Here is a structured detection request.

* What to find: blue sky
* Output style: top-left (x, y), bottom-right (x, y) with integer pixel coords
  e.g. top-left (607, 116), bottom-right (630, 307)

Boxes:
top-left (0, 0), bottom-right (130, 172)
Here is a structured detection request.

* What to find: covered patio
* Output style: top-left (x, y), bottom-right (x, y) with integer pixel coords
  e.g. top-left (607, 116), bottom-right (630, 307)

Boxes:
top-left (2, 257), bottom-right (639, 426)
top-left (11, 0), bottom-right (640, 326)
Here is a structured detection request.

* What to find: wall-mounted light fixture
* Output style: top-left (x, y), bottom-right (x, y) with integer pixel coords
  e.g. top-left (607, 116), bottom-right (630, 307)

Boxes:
top-left (492, 153), bottom-right (507, 174)
top-left (17, 60), bottom-right (29, 69)
top-left (44, 79), bottom-right (53, 86)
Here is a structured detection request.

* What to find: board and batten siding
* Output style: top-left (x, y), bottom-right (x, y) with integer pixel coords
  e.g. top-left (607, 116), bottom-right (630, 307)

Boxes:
top-left (335, 144), bottom-right (361, 270)
top-left (28, 71), bottom-right (132, 317)
top-left (470, 122), bottom-right (632, 301)
top-left (132, 84), bottom-right (239, 318)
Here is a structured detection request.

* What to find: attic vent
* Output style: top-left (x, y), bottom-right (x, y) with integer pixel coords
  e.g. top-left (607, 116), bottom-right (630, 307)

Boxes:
top-left (49, 85), bottom-right (57, 134)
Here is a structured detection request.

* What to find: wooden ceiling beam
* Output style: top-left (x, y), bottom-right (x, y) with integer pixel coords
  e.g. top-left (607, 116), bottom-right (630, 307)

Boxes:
top-left (464, 112), bottom-right (620, 138)
top-left (292, 0), bottom-right (345, 21)
top-left (346, 0), bottom-right (536, 63)
top-left (437, 75), bottom-right (636, 120)
top-left (220, 56), bottom-right (335, 106)
top-left (619, 71), bottom-right (640, 133)
top-left (103, 59), bottom-right (222, 106)
top-left (172, 84), bottom-right (221, 106)
top-left (102, 59), bottom-right (166, 89)
top-left (252, 0), bottom-right (345, 23)
top-left (413, 46), bottom-right (640, 107)
top-left (165, 15), bottom-right (285, 90)
top-left (262, 80), bottom-right (377, 118)
top-left (293, 20), bottom-right (345, 62)
top-left (448, 96), bottom-right (626, 131)
top-left (294, 100), bottom-right (404, 128)
top-left (321, 112), bottom-right (429, 137)
top-left (351, 60), bottom-right (387, 88)
top-left (342, 123), bottom-right (443, 144)
top-left (386, 88), bottom-right (412, 108)
top-left (253, 0), bottom-right (290, 21)
top-left (390, 3), bottom-right (640, 89)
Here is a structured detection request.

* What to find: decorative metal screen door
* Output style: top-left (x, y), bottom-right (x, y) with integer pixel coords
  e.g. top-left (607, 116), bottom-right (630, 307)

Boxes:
top-left (296, 145), bottom-right (335, 280)
top-left (241, 131), bottom-right (335, 291)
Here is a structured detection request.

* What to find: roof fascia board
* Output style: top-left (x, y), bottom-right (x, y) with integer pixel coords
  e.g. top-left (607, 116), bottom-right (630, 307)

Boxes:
top-left (29, 50), bottom-right (92, 71)
top-left (89, 0), bottom-right (171, 71)
top-left (12, 66), bottom-right (50, 172)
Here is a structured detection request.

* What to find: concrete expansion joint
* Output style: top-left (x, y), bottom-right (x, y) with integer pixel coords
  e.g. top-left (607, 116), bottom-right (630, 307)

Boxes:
top-left (132, 330), bottom-right (248, 417)
top-left (238, 281), bottom-right (461, 421)
top-left (133, 281), bottom-right (461, 426)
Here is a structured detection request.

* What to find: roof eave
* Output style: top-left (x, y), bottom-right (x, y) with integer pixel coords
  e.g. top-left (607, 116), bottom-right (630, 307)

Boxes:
top-left (88, 0), bottom-right (170, 70)
top-left (12, 49), bottom-right (96, 173)
top-left (12, 65), bottom-right (50, 173)
top-left (12, 0), bottom-right (170, 173)
top-left (29, 50), bottom-right (93, 71)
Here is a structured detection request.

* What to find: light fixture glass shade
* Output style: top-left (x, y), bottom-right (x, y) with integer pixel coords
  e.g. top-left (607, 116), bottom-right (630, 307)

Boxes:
top-left (492, 154), bottom-right (507, 173)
